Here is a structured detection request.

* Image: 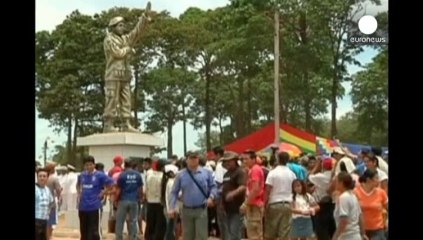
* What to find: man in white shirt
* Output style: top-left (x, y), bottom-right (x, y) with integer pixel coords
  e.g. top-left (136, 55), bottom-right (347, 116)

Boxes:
top-left (144, 158), bottom-right (166, 240)
top-left (332, 147), bottom-right (356, 175)
top-left (212, 146), bottom-right (227, 238)
top-left (65, 165), bottom-right (78, 211)
top-left (371, 147), bottom-right (389, 175)
top-left (308, 157), bottom-right (336, 240)
top-left (264, 151), bottom-right (297, 240)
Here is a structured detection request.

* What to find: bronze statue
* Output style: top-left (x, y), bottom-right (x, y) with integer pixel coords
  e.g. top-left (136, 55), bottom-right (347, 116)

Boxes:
top-left (103, 2), bottom-right (151, 133)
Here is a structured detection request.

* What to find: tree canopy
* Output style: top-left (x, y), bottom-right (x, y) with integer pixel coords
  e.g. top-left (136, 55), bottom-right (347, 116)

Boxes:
top-left (36, 2), bottom-right (388, 165)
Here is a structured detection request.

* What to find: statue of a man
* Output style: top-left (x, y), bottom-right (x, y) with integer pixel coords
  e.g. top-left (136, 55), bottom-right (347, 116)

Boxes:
top-left (103, 2), bottom-right (151, 133)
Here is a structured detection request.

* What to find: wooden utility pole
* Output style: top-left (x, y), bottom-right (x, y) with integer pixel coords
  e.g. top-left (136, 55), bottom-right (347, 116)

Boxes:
top-left (274, 9), bottom-right (280, 145)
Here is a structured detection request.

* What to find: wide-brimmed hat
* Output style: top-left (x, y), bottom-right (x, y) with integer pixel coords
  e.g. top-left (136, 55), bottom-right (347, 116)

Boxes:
top-left (221, 151), bottom-right (239, 161)
top-left (332, 147), bottom-right (345, 155)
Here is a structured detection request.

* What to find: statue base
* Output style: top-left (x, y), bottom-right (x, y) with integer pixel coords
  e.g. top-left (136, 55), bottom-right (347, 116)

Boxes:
top-left (76, 132), bottom-right (163, 171)
top-left (65, 132), bottom-right (163, 230)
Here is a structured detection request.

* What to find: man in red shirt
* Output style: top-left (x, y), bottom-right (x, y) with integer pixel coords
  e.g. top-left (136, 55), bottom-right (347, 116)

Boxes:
top-left (108, 155), bottom-right (124, 177)
top-left (240, 149), bottom-right (265, 240)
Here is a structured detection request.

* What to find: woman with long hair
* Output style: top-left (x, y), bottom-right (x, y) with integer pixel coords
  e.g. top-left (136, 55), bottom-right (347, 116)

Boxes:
top-left (332, 172), bottom-right (367, 240)
top-left (290, 179), bottom-right (320, 240)
top-left (354, 169), bottom-right (388, 240)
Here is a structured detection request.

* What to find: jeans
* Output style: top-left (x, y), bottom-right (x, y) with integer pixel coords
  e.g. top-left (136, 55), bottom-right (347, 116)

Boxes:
top-left (164, 216), bottom-right (176, 240)
top-left (115, 200), bottom-right (139, 240)
top-left (223, 212), bottom-right (243, 240)
top-left (216, 200), bottom-right (226, 238)
top-left (366, 229), bottom-right (387, 240)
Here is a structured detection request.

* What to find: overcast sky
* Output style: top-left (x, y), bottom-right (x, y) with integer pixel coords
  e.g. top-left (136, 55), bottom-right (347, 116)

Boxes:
top-left (35, 0), bottom-right (388, 161)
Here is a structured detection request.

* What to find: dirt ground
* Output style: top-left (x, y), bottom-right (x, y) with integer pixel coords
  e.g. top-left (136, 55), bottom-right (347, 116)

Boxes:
top-left (52, 214), bottom-right (220, 240)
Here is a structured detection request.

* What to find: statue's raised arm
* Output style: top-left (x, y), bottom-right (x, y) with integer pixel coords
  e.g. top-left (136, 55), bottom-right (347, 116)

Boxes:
top-left (126, 1), bottom-right (152, 47)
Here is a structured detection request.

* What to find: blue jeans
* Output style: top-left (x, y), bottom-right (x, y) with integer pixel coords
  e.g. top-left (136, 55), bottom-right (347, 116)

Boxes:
top-left (216, 200), bottom-right (227, 238)
top-left (223, 212), bottom-right (242, 240)
top-left (164, 216), bottom-right (176, 240)
top-left (366, 229), bottom-right (386, 240)
top-left (115, 200), bottom-right (139, 240)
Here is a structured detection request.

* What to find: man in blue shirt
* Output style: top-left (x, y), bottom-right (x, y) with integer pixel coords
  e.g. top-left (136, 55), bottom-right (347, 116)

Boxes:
top-left (168, 151), bottom-right (217, 240)
top-left (77, 156), bottom-right (114, 240)
top-left (287, 156), bottom-right (308, 180)
top-left (115, 158), bottom-right (143, 240)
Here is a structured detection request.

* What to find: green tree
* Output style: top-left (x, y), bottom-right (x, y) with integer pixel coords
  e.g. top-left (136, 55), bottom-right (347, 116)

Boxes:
top-left (36, 11), bottom-right (103, 166)
top-left (179, 7), bottom-right (229, 151)
top-left (321, 111), bottom-right (387, 146)
top-left (144, 67), bottom-right (196, 158)
top-left (195, 131), bottom-right (222, 153)
top-left (316, 0), bottom-right (382, 137)
top-left (36, 6), bottom-right (158, 165)
top-left (350, 49), bottom-right (388, 145)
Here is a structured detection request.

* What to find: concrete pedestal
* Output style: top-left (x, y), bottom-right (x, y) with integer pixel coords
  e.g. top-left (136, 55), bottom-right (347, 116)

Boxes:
top-left (64, 132), bottom-right (163, 230)
top-left (77, 132), bottom-right (163, 171)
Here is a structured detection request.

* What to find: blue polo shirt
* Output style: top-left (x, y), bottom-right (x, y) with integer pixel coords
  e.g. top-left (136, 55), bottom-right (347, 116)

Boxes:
top-left (117, 169), bottom-right (143, 202)
top-left (288, 162), bottom-right (307, 180)
top-left (78, 170), bottom-right (113, 211)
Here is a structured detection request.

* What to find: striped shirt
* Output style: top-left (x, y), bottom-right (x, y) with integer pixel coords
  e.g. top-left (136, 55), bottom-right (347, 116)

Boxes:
top-left (35, 184), bottom-right (53, 220)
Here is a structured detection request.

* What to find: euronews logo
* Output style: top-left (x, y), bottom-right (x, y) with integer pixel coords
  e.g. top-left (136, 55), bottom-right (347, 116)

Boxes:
top-left (348, 15), bottom-right (388, 45)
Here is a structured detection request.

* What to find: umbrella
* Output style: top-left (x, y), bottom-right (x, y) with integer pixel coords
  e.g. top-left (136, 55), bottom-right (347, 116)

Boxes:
top-left (278, 142), bottom-right (302, 157)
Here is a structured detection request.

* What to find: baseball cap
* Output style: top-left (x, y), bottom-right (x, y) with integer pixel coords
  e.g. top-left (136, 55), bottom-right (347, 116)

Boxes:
top-left (186, 150), bottom-right (200, 158)
top-left (322, 157), bottom-right (333, 170)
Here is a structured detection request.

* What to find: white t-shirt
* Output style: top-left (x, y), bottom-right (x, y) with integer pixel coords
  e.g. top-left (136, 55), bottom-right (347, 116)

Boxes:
top-left (266, 165), bottom-right (297, 204)
top-left (214, 161), bottom-right (227, 184)
top-left (335, 157), bottom-right (356, 175)
top-left (308, 171), bottom-right (332, 202)
top-left (291, 193), bottom-right (316, 219)
top-left (334, 191), bottom-right (362, 240)
top-left (376, 156), bottom-right (388, 175)
top-left (204, 164), bottom-right (215, 177)
top-left (377, 168), bottom-right (388, 182)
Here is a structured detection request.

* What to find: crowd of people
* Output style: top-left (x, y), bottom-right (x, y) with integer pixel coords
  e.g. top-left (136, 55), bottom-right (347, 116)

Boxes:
top-left (35, 144), bottom-right (388, 240)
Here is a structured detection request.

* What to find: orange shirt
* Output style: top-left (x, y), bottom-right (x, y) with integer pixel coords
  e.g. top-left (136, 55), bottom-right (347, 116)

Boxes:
top-left (354, 186), bottom-right (388, 230)
top-left (247, 164), bottom-right (265, 206)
